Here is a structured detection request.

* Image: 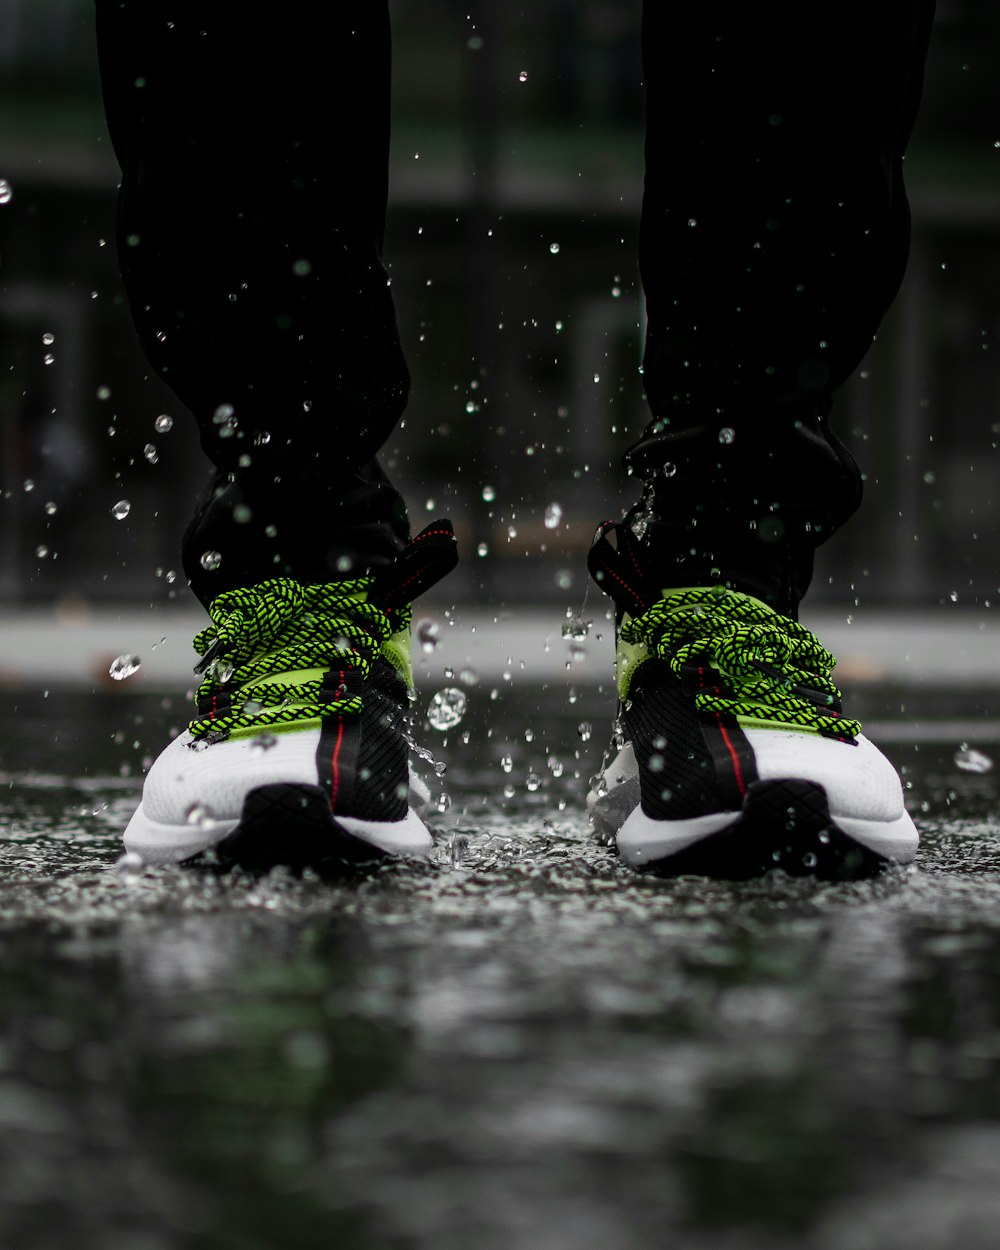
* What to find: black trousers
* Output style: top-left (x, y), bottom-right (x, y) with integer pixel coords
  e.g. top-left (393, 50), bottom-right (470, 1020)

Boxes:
top-left (95, 1), bottom-right (936, 610)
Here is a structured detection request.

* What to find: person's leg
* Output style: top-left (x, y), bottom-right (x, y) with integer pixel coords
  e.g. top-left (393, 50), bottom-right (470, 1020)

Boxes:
top-left (629, 0), bottom-right (936, 614)
top-left (95, 0), bottom-right (410, 605)
top-left (97, 1), bottom-right (458, 869)
top-left (588, 2), bottom-right (936, 878)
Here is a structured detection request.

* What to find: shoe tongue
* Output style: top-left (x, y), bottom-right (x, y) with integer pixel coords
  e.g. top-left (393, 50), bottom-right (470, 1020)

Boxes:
top-left (587, 521), bottom-right (656, 617)
top-left (369, 519), bottom-right (458, 611)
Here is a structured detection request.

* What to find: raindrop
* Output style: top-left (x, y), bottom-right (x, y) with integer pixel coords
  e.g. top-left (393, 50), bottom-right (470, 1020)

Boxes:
top-left (428, 687), bottom-right (467, 730)
top-left (481, 484), bottom-right (496, 502)
top-left (500, 754), bottom-right (513, 773)
top-left (416, 619), bottom-right (441, 653)
top-left (43, 353), bottom-right (54, 366)
top-left (718, 427), bottom-right (736, 445)
top-left (115, 851), bottom-right (144, 879)
top-left (955, 744), bottom-right (993, 774)
top-left (111, 499), bottom-right (131, 521)
top-left (549, 242), bottom-right (560, 255)
top-left (802, 851), bottom-right (818, 868)
top-left (477, 542), bottom-right (489, 558)
top-left (253, 431), bottom-right (271, 446)
top-left (35, 545), bottom-right (48, 558)
top-left (143, 443), bottom-right (158, 464)
top-left (577, 721), bottom-right (592, 742)
top-left (154, 413), bottom-right (174, 433)
top-left (562, 616), bottom-right (590, 642)
top-left (109, 653), bottom-right (141, 681)
top-left (96, 385), bottom-right (112, 401)
top-left (44, 501), bottom-right (57, 515)
top-left (436, 792), bottom-right (451, 813)
top-left (544, 502), bottom-right (563, 529)
top-left (662, 462), bottom-right (677, 478)
top-left (518, 70), bottom-right (528, 82)
top-left (449, 832), bottom-right (468, 867)
top-left (526, 773), bottom-right (541, 792)
top-left (185, 803), bottom-right (211, 826)
top-left (233, 503), bottom-right (252, 524)
top-left (458, 668), bottom-right (479, 686)
top-left (200, 550), bottom-right (222, 571)
top-left (213, 403), bottom-right (235, 425)
top-left (23, 479), bottom-right (34, 492)
top-left (0, 179), bottom-right (13, 204)
top-left (548, 756), bottom-right (564, 778)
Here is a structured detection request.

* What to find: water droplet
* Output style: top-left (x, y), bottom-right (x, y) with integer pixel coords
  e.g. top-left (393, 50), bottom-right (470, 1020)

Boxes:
top-left (477, 542), bottom-right (489, 558)
top-left (233, 503), bottom-right (252, 524)
top-left (165, 570), bottom-right (177, 584)
top-left (43, 352), bottom-right (54, 366)
top-left (802, 851), bottom-right (818, 868)
top-left (662, 462), bottom-right (677, 478)
top-left (44, 501), bottom-right (57, 515)
top-left (458, 668), bottom-right (479, 687)
top-left (35, 544), bottom-right (48, 558)
top-left (0, 179), bottom-right (13, 205)
top-left (818, 830), bottom-right (832, 845)
top-left (481, 484), bottom-right (496, 502)
top-left (526, 773), bottom-right (542, 792)
top-left (185, 803), bottom-right (211, 826)
top-left (435, 792), bottom-right (451, 813)
top-left (428, 687), bottom-right (467, 731)
top-left (115, 851), bottom-right (144, 879)
top-left (548, 756), bottom-right (564, 778)
top-left (96, 385), bottom-right (112, 401)
top-left (561, 616), bottom-right (590, 642)
top-left (250, 732), bottom-right (278, 754)
top-left (23, 479), bottom-right (34, 493)
top-left (500, 754), bottom-right (513, 774)
top-left (518, 69), bottom-right (528, 82)
top-left (449, 832), bottom-right (468, 867)
top-left (549, 242), bottom-right (560, 255)
top-left (544, 501), bottom-right (562, 529)
top-left (109, 653), bottom-right (141, 681)
top-left (955, 745), bottom-right (993, 774)
top-left (253, 430), bottom-right (271, 446)
top-left (577, 721), bottom-right (592, 742)
top-left (154, 413), bottom-right (174, 433)
top-left (111, 499), bottom-right (131, 520)
top-left (200, 550), bottom-right (222, 571)
top-left (417, 619), bottom-right (441, 653)
top-left (718, 427), bottom-right (736, 445)
top-left (143, 443), bottom-right (158, 464)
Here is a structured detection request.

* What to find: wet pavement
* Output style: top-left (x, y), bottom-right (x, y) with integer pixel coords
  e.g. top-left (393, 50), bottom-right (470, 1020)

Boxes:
top-left (4, 683), bottom-right (1000, 1250)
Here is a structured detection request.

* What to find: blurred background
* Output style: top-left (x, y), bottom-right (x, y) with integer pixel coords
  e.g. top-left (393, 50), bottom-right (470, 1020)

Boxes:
top-left (1, 0), bottom-right (1000, 608)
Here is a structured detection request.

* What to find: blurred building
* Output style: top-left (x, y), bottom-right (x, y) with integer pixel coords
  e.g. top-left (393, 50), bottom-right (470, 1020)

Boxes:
top-left (0, 0), bottom-right (999, 606)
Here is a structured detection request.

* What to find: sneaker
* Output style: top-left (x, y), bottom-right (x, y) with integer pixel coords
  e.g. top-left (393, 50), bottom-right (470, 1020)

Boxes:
top-left (586, 521), bottom-right (917, 879)
top-left (123, 520), bottom-right (458, 870)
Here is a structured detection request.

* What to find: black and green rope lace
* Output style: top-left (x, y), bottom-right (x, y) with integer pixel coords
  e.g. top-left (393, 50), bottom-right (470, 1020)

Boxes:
top-left (188, 577), bottom-right (408, 741)
top-left (621, 586), bottom-right (860, 738)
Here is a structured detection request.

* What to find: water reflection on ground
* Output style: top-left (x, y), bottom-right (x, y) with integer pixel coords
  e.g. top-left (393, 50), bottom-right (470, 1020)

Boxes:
top-left (2, 689), bottom-right (1000, 1249)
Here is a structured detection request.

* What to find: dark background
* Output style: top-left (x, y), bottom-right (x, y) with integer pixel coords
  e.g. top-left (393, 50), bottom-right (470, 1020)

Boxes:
top-left (1, 0), bottom-right (999, 607)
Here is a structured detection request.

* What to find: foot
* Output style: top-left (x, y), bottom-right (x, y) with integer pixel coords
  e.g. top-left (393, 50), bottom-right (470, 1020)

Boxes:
top-left (586, 522), bottom-right (917, 880)
top-left (123, 520), bottom-right (458, 871)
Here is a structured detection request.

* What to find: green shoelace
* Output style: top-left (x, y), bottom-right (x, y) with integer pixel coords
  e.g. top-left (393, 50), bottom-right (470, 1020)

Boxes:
top-left (621, 586), bottom-right (860, 738)
top-left (188, 578), bottom-right (406, 741)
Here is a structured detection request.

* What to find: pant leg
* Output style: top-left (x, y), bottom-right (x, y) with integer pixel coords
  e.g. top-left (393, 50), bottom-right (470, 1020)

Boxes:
top-left (95, 0), bottom-right (410, 605)
top-left (633, 0), bottom-right (936, 611)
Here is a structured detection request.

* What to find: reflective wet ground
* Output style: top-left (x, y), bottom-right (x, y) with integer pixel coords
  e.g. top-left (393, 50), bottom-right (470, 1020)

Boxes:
top-left (4, 685), bottom-right (1000, 1250)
